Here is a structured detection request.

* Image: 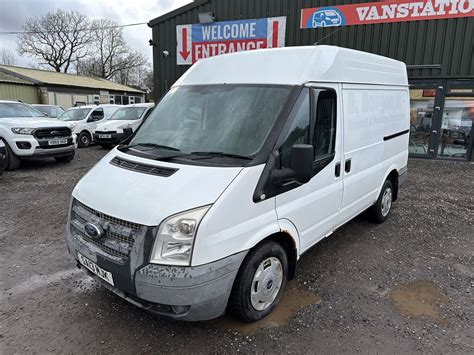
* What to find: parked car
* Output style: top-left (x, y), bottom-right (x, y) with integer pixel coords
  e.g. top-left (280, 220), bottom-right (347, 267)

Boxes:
top-left (58, 104), bottom-right (121, 147)
top-left (0, 139), bottom-right (5, 176)
top-left (65, 46), bottom-right (409, 322)
top-left (0, 100), bottom-right (76, 171)
top-left (31, 104), bottom-right (65, 118)
top-left (93, 103), bottom-right (154, 148)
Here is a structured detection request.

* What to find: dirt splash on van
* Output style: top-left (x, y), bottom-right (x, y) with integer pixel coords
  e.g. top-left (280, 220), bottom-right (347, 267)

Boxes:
top-left (211, 281), bottom-right (321, 335)
top-left (389, 281), bottom-right (448, 324)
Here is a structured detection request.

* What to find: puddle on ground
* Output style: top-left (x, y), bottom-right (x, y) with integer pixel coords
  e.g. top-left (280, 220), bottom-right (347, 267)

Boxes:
top-left (389, 281), bottom-right (448, 324)
top-left (211, 281), bottom-right (321, 335)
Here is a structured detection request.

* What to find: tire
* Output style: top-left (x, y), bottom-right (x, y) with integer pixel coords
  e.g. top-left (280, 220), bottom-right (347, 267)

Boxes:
top-left (3, 140), bottom-right (20, 171)
top-left (368, 179), bottom-right (393, 224)
top-left (55, 152), bottom-right (75, 163)
top-left (229, 241), bottom-right (288, 323)
top-left (78, 131), bottom-right (91, 148)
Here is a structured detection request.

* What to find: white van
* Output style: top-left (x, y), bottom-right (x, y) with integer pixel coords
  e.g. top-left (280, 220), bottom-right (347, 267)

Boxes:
top-left (93, 103), bottom-right (154, 148)
top-left (58, 104), bottom-right (121, 147)
top-left (65, 46), bottom-right (409, 322)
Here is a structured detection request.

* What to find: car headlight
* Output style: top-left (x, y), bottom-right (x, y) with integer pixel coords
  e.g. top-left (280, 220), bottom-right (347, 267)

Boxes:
top-left (11, 127), bottom-right (35, 135)
top-left (150, 205), bottom-right (210, 266)
top-left (118, 123), bottom-right (133, 130)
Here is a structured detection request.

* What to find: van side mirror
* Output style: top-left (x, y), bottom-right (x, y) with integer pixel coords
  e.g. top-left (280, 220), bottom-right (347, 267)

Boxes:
top-left (290, 144), bottom-right (313, 183)
top-left (272, 144), bottom-right (313, 185)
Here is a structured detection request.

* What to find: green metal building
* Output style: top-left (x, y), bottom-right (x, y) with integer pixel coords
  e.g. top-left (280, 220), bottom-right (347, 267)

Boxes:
top-left (149, 0), bottom-right (474, 161)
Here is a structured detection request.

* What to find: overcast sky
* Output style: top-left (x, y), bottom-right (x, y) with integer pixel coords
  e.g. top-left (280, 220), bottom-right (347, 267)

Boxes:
top-left (0, 0), bottom-right (192, 68)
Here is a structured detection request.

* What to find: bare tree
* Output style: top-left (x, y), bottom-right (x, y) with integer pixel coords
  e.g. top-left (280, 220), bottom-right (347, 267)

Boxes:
top-left (77, 19), bottom-right (148, 82)
top-left (17, 10), bottom-right (93, 73)
top-left (0, 48), bottom-right (17, 66)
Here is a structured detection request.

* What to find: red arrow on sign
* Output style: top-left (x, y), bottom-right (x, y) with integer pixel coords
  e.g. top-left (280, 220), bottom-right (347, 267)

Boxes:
top-left (180, 28), bottom-right (190, 61)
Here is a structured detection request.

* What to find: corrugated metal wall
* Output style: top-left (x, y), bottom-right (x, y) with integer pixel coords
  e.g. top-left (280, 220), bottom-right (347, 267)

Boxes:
top-left (151, 0), bottom-right (474, 97)
top-left (0, 83), bottom-right (39, 103)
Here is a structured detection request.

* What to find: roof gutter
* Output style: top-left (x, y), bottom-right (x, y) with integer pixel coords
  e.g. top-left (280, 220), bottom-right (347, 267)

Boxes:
top-left (148, 0), bottom-right (209, 27)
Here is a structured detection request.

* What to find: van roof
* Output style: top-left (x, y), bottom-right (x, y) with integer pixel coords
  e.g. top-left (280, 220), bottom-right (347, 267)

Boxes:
top-left (175, 45), bottom-right (408, 87)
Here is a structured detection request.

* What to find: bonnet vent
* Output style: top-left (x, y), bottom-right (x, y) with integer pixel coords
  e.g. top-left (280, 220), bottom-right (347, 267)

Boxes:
top-left (110, 157), bottom-right (178, 177)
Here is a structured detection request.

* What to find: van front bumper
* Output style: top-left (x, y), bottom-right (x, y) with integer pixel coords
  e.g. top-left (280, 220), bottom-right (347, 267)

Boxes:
top-left (93, 128), bottom-right (132, 145)
top-left (66, 221), bottom-right (246, 321)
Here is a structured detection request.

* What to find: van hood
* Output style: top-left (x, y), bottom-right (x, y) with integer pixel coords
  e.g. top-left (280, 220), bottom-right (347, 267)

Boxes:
top-left (0, 116), bottom-right (65, 128)
top-left (72, 149), bottom-right (243, 226)
top-left (95, 120), bottom-right (135, 132)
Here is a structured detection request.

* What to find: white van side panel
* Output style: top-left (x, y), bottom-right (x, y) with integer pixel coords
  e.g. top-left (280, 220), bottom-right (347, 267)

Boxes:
top-left (338, 85), bottom-right (409, 226)
top-left (193, 165), bottom-right (289, 266)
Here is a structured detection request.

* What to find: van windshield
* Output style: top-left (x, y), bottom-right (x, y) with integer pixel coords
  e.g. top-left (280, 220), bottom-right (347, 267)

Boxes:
top-left (109, 107), bottom-right (146, 121)
top-left (130, 85), bottom-right (291, 158)
top-left (59, 108), bottom-right (91, 121)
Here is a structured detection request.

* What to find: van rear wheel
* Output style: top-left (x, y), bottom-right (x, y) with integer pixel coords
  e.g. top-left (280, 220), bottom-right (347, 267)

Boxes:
top-left (368, 179), bottom-right (393, 223)
top-left (229, 241), bottom-right (288, 322)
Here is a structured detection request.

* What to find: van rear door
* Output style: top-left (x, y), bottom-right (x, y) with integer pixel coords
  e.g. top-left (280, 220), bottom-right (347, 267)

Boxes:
top-left (275, 84), bottom-right (343, 253)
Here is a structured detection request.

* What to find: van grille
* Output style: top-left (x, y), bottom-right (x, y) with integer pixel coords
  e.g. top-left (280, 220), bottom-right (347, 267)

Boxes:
top-left (110, 156), bottom-right (177, 177)
top-left (70, 199), bottom-right (142, 261)
top-left (34, 127), bottom-right (71, 139)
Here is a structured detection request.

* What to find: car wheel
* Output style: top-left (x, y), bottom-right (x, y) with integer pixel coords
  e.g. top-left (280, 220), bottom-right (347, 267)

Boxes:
top-left (321, 20), bottom-right (327, 27)
top-left (368, 179), bottom-right (393, 224)
top-left (229, 241), bottom-right (288, 323)
top-left (55, 152), bottom-right (75, 163)
top-left (78, 132), bottom-right (91, 148)
top-left (3, 140), bottom-right (20, 171)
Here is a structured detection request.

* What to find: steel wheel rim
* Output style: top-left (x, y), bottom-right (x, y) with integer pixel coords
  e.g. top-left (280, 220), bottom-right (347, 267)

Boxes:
top-left (381, 187), bottom-right (392, 217)
top-left (250, 257), bottom-right (283, 311)
top-left (81, 135), bottom-right (88, 144)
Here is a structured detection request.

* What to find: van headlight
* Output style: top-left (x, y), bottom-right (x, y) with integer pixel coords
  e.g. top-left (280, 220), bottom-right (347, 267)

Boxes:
top-left (11, 127), bottom-right (35, 135)
top-left (150, 205), bottom-right (210, 266)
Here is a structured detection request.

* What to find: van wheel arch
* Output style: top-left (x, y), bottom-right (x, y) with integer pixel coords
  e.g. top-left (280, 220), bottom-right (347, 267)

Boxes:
top-left (246, 232), bottom-right (298, 281)
top-left (386, 169), bottom-right (399, 202)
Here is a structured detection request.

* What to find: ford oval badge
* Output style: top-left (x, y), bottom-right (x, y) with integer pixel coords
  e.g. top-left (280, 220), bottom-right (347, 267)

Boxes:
top-left (84, 223), bottom-right (104, 240)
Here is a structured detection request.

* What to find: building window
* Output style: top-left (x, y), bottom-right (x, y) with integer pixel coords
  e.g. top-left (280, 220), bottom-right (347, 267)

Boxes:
top-left (135, 96), bottom-right (142, 104)
top-left (122, 96), bottom-right (129, 105)
top-left (115, 95), bottom-right (122, 105)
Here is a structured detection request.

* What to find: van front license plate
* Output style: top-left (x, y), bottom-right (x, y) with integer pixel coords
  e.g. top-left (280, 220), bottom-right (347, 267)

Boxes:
top-left (99, 134), bottom-right (111, 139)
top-left (48, 138), bottom-right (67, 146)
top-left (77, 253), bottom-right (114, 286)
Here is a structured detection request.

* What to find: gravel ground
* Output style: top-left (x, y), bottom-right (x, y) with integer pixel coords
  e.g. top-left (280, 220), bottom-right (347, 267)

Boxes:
top-left (1, 147), bottom-right (473, 354)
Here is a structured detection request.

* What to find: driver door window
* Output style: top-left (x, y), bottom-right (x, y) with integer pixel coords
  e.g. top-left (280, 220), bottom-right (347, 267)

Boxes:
top-left (88, 108), bottom-right (104, 122)
top-left (312, 89), bottom-right (337, 161)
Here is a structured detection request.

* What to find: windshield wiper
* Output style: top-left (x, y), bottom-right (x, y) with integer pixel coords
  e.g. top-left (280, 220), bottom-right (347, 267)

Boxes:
top-left (189, 151), bottom-right (252, 160)
top-left (128, 143), bottom-right (181, 152)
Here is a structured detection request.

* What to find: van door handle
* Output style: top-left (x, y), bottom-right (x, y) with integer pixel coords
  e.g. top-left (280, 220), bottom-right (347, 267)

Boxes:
top-left (335, 162), bottom-right (341, 177)
top-left (345, 159), bottom-right (352, 173)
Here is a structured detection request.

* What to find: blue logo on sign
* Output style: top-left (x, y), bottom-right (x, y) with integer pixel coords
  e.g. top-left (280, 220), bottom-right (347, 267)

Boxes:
top-left (309, 7), bottom-right (345, 28)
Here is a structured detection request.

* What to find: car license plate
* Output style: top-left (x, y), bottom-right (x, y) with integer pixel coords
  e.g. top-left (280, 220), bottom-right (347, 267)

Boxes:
top-left (48, 138), bottom-right (67, 146)
top-left (99, 134), bottom-right (112, 139)
top-left (78, 253), bottom-right (114, 286)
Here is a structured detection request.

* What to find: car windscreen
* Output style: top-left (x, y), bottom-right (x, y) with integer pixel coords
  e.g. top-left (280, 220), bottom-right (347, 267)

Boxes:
top-left (58, 108), bottom-right (91, 121)
top-left (109, 107), bottom-right (147, 121)
top-left (130, 85), bottom-right (292, 158)
top-left (35, 106), bottom-right (64, 118)
top-left (0, 102), bottom-right (45, 118)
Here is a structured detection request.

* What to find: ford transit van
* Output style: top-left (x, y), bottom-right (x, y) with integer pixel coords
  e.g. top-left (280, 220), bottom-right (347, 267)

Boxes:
top-left (65, 46), bottom-right (409, 322)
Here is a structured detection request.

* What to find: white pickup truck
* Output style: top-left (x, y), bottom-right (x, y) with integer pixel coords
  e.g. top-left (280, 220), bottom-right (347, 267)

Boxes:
top-left (0, 100), bottom-right (76, 171)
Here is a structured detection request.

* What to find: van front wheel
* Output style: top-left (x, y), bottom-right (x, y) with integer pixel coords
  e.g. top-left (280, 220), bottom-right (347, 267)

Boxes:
top-left (368, 179), bottom-right (393, 223)
top-left (229, 241), bottom-right (288, 322)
